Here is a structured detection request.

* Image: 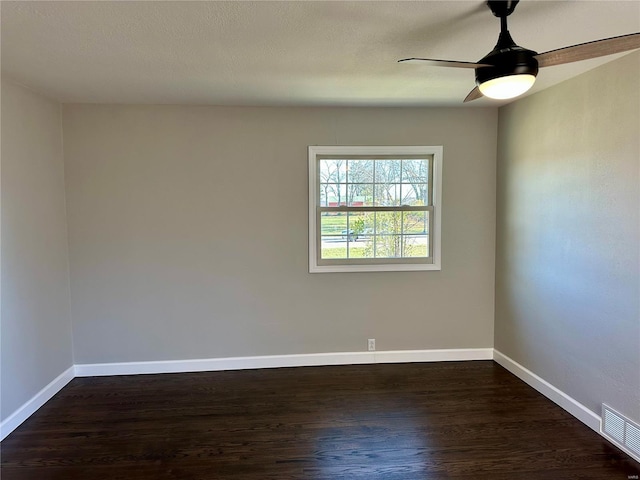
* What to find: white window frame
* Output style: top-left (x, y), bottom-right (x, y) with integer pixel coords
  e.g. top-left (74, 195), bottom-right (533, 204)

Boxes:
top-left (308, 145), bottom-right (442, 273)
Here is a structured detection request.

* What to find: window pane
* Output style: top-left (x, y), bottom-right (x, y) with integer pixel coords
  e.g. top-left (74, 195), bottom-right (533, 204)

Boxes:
top-left (347, 246), bottom-right (371, 258)
top-left (321, 211), bottom-right (346, 259)
top-left (374, 210), bottom-right (403, 257)
top-left (402, 159), bottom-right (429, 183)
top-left (375, 159), bottom-right (401, 183)
top-left (347, 183), bottom-right (374, 207)
top-left (361, 212), bottom-right (375, 237)
top-left (321, 237), bottom-right (347, 259)
top-left (403, 211), bottom-right (429, 234)
top-left (347, 212), bottom-right (365, 239)
top-left (320, 211), bottom-right (347, 236)
top-left (347, 159), bottom-right (373, 183)
top-left (402, 235), bottom-right (429, 258)
top-left (374, 235), bottom-right (403, 258)
top-left (400, 184), bottom-right (416, 205)
top-left (375, 211), bottom-right (402, 235)
top-left (320, 159), bottom-right (347, 185)
top-left (400, 184), bottom-right (428, 206)
top-left (322, 183), bottom-right (347, 206)
top-left (374, 184), bottom-right (401, 206)
top-left (346, 212), bottom-right (372, 258)
top-left (320, 212), bottom-right (372, 259)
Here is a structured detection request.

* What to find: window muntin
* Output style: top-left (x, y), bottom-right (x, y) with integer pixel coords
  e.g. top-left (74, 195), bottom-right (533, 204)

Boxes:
top-left (309, 146), bottom-right (442, 273)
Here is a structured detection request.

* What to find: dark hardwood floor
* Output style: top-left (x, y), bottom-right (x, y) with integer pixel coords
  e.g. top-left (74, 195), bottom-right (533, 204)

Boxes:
top-left (2, 361), bottom-right (639, 479)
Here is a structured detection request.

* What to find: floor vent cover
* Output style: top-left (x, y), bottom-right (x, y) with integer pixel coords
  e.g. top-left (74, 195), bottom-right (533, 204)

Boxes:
top-left (602, 404), bottom-right (640, 463)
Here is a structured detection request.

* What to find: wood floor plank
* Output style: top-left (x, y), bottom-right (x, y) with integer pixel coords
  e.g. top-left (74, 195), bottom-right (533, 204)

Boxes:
top-left (1, 361), bottom-right (639, 479)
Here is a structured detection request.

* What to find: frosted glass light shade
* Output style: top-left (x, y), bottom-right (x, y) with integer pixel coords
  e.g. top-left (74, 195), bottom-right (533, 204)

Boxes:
top-left (478, 74), bottom-right (536, 100)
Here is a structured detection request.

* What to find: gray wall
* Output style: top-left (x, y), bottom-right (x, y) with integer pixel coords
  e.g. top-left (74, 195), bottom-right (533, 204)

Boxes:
top-left (1, 79), bottom-right (73, 420)
top-left (62, 105), bottom-right (498, 364)
top-left (495, 52), bottom-right (640, 421)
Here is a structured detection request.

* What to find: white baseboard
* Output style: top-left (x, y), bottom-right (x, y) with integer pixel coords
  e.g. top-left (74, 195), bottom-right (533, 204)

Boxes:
top-left (375, 348), bottom-right (494, 363)
top-left (74, 348), bottom-right (494, 377)
top-left (493, 349), bottom-right (601, 432)
top-left (0, 365), bottom-right (75, 441)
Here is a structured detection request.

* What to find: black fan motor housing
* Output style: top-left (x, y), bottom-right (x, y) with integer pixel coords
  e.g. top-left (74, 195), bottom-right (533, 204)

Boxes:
top-left (475, 43), bottom-right (539, 86)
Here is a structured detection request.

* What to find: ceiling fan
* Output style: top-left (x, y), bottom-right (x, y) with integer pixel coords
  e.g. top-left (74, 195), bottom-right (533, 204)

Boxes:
top-left (399, 0), bottom-right (640, 102)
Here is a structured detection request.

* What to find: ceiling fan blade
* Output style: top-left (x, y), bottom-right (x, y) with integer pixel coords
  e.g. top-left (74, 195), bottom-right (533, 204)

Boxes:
top-left (398, 58), bottom-right (490, 68)
top-left (463, 86), bottom-right (483, 103)
top-left (535, 32), bottom-right (640, 68)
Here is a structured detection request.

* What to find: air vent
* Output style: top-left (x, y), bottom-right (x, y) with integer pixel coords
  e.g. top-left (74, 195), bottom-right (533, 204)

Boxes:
top-left (601, 404), bottom-right (640, 463)
top-left (626, 423), bottom-right (640, 456)
top-left (604, 407), bottom-right (625, 442)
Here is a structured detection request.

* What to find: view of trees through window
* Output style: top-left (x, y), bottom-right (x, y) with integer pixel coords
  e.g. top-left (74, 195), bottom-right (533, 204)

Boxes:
top-left (318, 157), bottom-right (431, 260)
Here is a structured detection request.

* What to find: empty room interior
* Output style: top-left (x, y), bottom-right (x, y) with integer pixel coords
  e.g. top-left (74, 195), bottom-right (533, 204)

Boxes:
top-left (1, 1), bottom-right (639, 478)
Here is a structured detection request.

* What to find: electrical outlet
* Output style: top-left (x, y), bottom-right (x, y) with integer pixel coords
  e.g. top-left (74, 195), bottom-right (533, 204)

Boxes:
top-left (368, 338), bottom-right (376, 351)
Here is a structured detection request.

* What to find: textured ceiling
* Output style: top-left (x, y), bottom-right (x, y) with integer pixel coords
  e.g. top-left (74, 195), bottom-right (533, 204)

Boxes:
top-left (1, 1), bottom-right (639, 106)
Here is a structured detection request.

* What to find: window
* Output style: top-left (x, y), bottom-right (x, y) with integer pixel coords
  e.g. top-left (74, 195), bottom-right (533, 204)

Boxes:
top-left (308, 146), bottom-right (442, 273)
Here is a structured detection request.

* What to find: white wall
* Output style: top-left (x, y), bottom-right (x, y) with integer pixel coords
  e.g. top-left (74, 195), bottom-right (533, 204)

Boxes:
top-left (495, 52), bottom-right (640, 421)
top-left (62, 105), bottom-right (498, 364)
top-left (1, 79), bottom-right (73, 420)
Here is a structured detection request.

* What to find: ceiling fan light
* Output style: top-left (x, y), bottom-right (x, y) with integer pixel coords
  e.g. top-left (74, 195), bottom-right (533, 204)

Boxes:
top-left (478, 74), bottom-right (536, 99)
